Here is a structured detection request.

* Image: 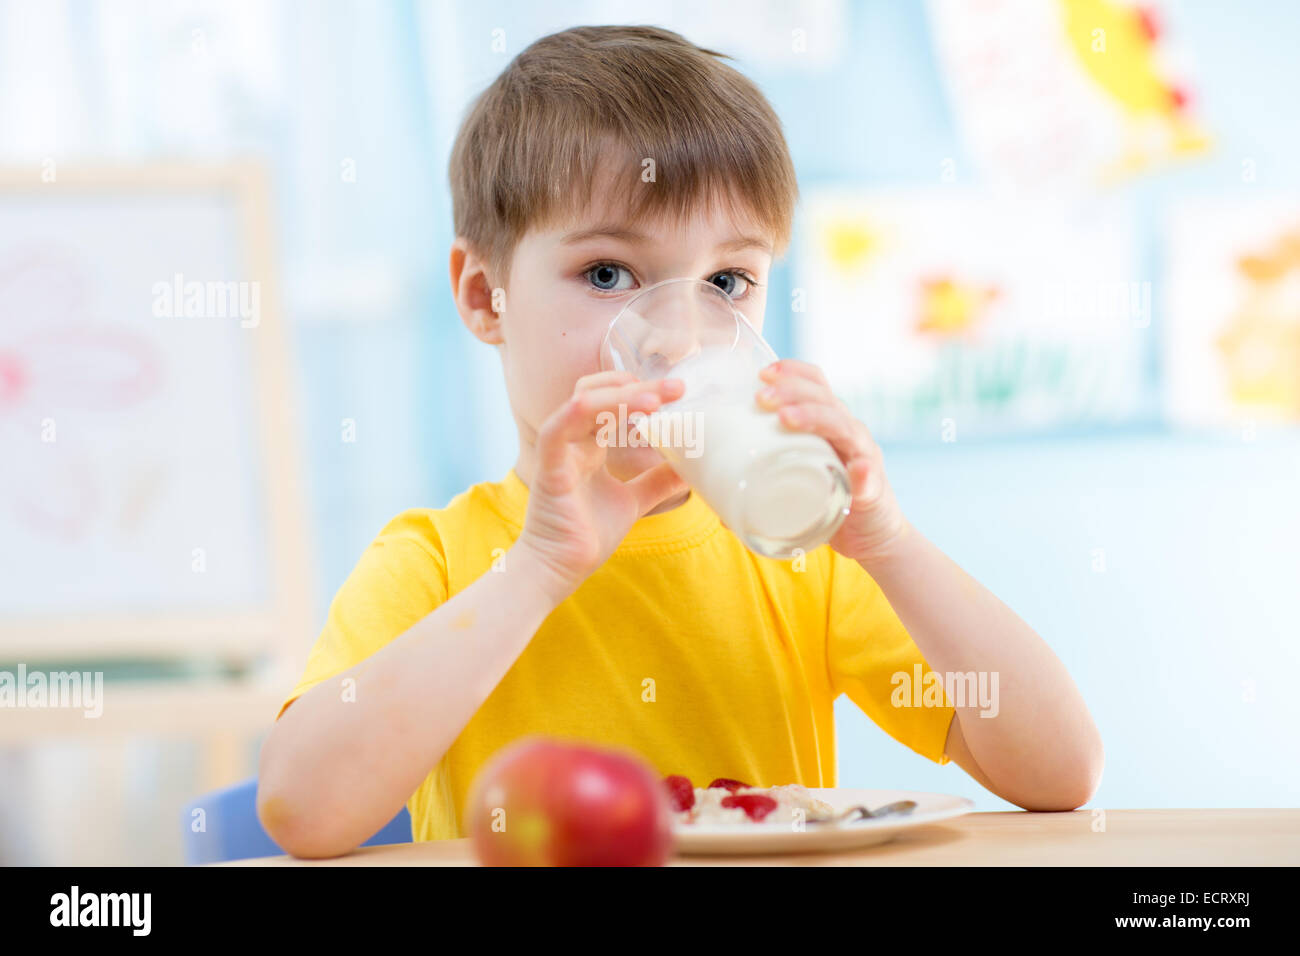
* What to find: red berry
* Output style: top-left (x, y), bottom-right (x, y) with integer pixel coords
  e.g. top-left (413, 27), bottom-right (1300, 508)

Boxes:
top-left (721, 794), bottom-right (779, 822)
top-left (663, 775), bottom-right (695, 812)
top-left (707, 778), bottom-right (752, 793)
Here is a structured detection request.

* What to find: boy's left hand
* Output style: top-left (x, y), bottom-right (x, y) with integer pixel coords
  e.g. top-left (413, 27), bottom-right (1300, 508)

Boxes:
top-left (757, 359), bottom-right (909, 564)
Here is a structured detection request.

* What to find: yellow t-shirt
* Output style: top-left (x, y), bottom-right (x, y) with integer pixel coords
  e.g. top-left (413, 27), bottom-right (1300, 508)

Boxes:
top-left (277, 468), bottom-right (954, 842)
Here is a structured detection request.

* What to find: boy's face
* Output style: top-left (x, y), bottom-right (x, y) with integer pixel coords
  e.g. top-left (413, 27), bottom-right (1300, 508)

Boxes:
top-left (454, 177), bottom-right (775, 482)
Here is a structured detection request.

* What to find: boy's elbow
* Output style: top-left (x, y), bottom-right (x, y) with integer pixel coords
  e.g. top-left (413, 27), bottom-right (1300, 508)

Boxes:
top-left (255, 783), bottom-right (305, 855)
top-left (256, 739), bottom-right (359, 859)
top-left (256, 782), bottom-right (359, 859)
top-left (1015, 780), bottom-right (1095, 812)
top-left (1015, 743), bottom-right (1105, 812)
top-left (1071, 736), bottom-right (1106, 807)
top-left (255, 779), bottom-right (311, 855)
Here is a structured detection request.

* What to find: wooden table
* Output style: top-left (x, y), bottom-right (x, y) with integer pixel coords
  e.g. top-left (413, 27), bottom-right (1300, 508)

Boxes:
top-left (221, 809), bottom-right (1300, 866)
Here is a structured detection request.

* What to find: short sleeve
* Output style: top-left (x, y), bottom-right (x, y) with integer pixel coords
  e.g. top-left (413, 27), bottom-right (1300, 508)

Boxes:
top-left (825, 549), bottom-right (955, 765)
top-left (276, 525), bottom-right (449, 721)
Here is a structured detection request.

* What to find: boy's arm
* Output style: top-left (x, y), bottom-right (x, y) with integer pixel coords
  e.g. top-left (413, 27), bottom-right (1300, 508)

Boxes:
top-left (942, 710), bottom-right (1005, 799)
top-left (256, 544), bottom-right (562, 858)
top-left (258, 371), bottom-right (687, 858)
top-left (755, 357), bottom-right (1102, 810)
top-left (862, 524), bottom-right (1104, 811)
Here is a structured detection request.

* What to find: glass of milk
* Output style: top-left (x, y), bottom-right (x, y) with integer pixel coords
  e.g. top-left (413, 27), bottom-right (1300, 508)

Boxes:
top-left (599, 277), bottom-right (851, 559)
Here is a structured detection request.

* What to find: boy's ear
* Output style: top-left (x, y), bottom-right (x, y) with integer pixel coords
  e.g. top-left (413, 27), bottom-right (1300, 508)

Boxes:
top-left (449, 237), bottom-right (504, 345)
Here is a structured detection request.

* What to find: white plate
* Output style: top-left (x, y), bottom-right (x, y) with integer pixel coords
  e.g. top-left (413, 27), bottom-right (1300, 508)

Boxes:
top-left (671, 788), bottom-right (974, 856)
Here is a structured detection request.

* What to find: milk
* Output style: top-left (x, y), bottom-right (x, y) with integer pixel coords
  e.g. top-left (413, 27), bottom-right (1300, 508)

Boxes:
top-left (633, 347), bottom-right (851, 558)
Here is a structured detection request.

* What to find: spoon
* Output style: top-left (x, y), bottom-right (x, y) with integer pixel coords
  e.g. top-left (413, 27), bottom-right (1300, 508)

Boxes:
top-left (807, 800), bottom-right (918, 825)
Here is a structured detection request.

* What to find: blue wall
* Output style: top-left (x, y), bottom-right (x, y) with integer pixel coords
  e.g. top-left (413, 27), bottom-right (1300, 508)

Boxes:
top-left (844, 430), bottom-right (1300, 809)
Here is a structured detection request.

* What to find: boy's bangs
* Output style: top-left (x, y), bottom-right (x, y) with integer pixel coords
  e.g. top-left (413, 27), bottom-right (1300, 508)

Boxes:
top-left (536, 131), bottom-right (786, 249)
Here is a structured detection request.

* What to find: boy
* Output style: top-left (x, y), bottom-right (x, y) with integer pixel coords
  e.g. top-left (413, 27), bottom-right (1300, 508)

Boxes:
top-left (258, 25), bottom-right (1103, 858)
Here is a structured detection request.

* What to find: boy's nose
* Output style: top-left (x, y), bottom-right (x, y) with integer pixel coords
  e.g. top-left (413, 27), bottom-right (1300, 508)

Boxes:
top-left (602, 278), bottom-right (739, 378)
top-left (638, 327), bottom-right (701, 376)
top-left (629, 286), bottom-right (732, 375)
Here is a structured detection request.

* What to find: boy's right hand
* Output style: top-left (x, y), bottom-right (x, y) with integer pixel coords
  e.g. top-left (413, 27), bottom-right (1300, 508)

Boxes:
top-left (514, 370), bottom-right (689, 603)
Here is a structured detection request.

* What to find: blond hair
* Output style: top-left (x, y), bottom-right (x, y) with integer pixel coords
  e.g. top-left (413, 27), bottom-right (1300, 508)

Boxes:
top-left (448, 25), bottom-right (799, 288)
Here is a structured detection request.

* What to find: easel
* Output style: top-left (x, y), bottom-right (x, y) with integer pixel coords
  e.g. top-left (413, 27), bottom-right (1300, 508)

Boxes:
top-left (0, 165), bottom-right (315, 862)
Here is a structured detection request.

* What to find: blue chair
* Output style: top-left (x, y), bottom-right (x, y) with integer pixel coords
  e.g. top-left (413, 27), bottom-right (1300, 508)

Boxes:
top-left (181, 777), bottom-right (412, 864)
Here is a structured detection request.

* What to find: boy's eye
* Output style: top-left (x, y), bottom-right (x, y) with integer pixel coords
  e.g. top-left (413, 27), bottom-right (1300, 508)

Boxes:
top-left (585, 263), bottom-right (636, 292)
top-left (584, 263), bottom-right (757, 298)
top-left (709, 271), bottom-right (751, 299)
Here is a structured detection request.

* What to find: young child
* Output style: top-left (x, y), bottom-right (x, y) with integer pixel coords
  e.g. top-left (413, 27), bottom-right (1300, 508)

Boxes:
top-left (258, 25), bottom-right (1103, 857)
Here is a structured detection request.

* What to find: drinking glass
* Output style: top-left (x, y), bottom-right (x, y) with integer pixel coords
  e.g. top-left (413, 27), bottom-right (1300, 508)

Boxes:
top-left (599, 277), bottom-right (851, 559)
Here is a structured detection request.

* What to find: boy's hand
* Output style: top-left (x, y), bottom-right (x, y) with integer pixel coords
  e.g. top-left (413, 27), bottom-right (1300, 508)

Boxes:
top-left (515, 370), bottom-right (689, 602)
top-left (756, 359), bottom-right (909, 565)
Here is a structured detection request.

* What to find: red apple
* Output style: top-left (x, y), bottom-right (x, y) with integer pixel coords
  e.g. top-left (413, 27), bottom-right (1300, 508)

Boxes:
top-left (467, 737), bottom-right (674, 866)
